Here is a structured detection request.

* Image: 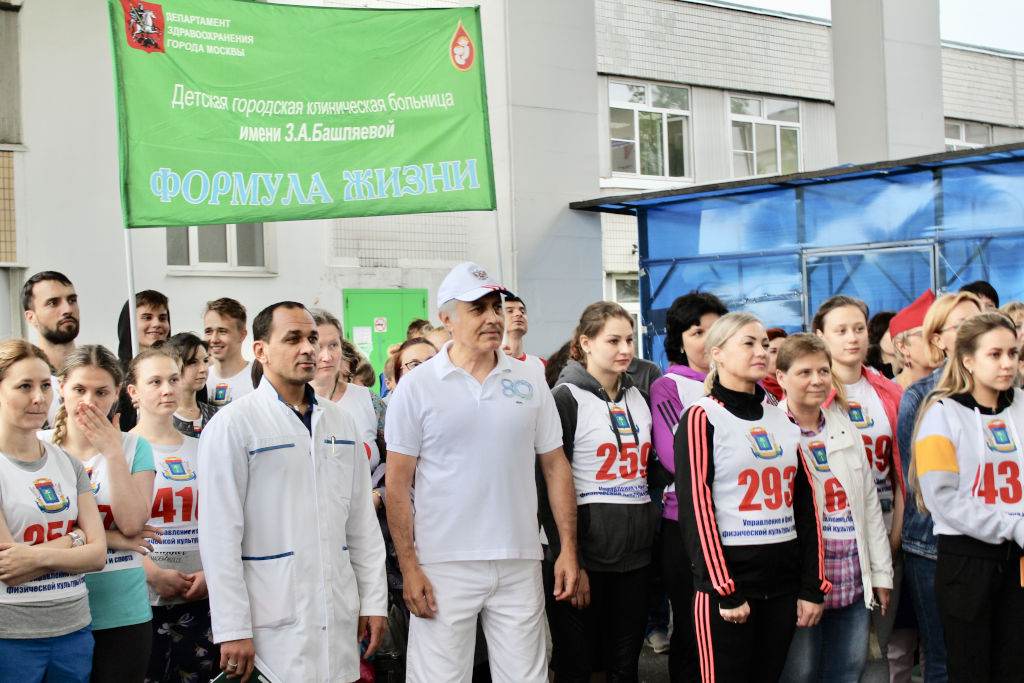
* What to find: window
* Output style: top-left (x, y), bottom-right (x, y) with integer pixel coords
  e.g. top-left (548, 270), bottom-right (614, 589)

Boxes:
top-left (730, 95), bottom-right (800, 178)
top-left (945, 119), bottom-right (991, 151)
top-left (609, 81), bottom-right (691, 179)
top-left (165, 223), bottom-right (270, 272)
top-left (609, 274), bottom-right (644, 356)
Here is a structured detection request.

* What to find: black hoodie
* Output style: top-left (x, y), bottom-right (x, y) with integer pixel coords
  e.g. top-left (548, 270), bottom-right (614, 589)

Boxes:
top-left (536, 359), bottom-right (660, 573)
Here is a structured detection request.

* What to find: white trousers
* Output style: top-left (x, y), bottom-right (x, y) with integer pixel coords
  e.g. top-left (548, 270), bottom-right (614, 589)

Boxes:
top-left (406, 559), bottom-right (547, 683)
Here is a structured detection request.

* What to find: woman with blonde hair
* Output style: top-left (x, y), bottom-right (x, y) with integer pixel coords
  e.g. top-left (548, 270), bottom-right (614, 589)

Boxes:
top-left (775, 334), bottom-right (892, 683)
top-left (911, 312), bottom-right (1024, 681)
top-left (0, 339), bottom-right (106, 682)
top-left (41, 345), bottom-right (157, 682)
top-left (676, 312), bottom-right (829, 683)
top-left (896, 290), bottom-right (981, 683)
top-left (310, 309), bottom-right (385, 472)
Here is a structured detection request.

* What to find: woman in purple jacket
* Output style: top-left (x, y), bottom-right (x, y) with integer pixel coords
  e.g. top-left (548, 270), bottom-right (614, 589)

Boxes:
top-left (649, 291), bottom-right (728, 682)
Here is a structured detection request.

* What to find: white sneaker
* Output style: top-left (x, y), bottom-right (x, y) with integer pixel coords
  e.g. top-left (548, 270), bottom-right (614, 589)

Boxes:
top-left (645, 631), bottom-right (670, 654)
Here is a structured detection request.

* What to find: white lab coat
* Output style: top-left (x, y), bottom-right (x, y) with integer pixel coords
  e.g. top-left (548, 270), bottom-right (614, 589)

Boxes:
top-left (198, 378), bottom-right (387, 683)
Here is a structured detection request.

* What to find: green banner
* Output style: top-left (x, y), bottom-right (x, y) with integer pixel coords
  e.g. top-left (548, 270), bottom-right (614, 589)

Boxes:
top-left (107, 0), bottom-right (495, 228)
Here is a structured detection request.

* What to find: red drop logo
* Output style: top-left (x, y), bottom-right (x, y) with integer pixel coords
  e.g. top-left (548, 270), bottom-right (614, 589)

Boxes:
top-left (450, 21), bottom-right (475, 72)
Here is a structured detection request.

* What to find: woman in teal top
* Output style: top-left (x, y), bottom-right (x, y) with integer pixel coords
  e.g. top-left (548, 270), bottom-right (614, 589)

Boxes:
top-left (43, 345), bottom-right (157, 682)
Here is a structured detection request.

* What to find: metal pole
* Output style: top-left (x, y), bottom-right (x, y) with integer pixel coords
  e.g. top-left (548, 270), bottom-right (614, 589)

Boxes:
top-left (124, 228), bottom-right (139, 356)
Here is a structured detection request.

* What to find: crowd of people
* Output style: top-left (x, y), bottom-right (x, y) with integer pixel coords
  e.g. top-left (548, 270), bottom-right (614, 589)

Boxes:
top-left (0, 264), bottom-right (1021, 683)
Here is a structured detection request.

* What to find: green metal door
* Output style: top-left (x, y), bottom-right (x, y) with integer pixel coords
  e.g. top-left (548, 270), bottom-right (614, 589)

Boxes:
top-left (342, 288), bottom-right (428, 391)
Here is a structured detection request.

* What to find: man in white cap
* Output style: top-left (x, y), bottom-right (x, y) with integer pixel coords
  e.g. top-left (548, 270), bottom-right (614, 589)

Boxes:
top-left (385, 262), bottom-right (579, 682)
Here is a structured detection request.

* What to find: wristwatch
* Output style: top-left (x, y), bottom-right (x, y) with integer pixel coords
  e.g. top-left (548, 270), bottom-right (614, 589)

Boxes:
top-left (68, 531), bottom-right (85, 548)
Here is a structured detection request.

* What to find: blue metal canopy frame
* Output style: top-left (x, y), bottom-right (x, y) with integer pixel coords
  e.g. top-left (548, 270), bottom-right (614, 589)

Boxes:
top-left (571, 142), bottom-right (1024, 367)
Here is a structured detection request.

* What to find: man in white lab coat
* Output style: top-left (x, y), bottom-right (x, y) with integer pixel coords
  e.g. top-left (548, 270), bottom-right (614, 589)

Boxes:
top-left (198, 301), bottom-right (387, 683)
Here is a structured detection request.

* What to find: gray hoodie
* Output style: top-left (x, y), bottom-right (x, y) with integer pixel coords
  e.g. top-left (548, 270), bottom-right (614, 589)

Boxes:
top-left (537, 360), bottom-right (660, 572)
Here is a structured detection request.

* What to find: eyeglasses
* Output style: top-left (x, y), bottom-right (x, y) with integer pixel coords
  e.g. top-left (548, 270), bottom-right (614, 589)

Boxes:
top-left (402, 360), bottom-right (423, 372)
top-left (939, 322), bottom-right (962, 334)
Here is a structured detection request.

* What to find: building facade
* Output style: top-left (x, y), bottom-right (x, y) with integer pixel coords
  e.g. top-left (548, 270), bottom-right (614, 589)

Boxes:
top-left (2, 0), bottom-right (1021, 360)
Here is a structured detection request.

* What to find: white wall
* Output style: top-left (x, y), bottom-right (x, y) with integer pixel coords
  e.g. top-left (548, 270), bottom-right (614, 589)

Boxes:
top-left (16, 0), bottom-right (601, 359)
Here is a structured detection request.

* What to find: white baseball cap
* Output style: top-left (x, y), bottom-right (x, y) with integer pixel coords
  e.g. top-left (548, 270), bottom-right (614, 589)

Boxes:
top-left (437, 262), bottom-right (513, 308)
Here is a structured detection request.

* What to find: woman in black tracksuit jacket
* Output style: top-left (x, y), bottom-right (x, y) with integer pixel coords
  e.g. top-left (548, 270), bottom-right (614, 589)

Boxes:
top-left (675, 312), bottom-right (830, 683)
top-left (538, 302), bottom-right (659, 682)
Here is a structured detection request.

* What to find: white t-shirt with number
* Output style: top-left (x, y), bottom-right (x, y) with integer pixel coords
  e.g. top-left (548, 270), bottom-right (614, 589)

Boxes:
top-left (207, 361), bottom-right (255, 407)
top-left (0, 443), bottom-right (89, 604)
top-left (845, 377), bottom-right (895, 532)
top-left (147, 438), bottom-right (202, 606)
top-left (800, 432), bottom-right (857, 542)
top-left (562, 384), bottom-right (652, 505)
top-left (697, 397), bottom-right (801, 546)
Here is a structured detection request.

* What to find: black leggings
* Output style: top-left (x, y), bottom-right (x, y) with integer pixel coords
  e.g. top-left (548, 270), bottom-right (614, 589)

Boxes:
top-left (546, 563), bottom-right (650, 683)
top-left (91, 620), bottom-right (152, 683)
top-left (662, 519), bottom-right (700, 683)
top-left (692, 591), bottom-right (797, 683)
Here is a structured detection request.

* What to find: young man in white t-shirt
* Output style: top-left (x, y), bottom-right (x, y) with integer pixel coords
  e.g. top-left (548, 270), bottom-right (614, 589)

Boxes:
top-left (203, 297), bottom-right (254, 406)
top-left (385, 262), bottom-right (579, 683)
top-left (502, 295), bottom-right (546, 372)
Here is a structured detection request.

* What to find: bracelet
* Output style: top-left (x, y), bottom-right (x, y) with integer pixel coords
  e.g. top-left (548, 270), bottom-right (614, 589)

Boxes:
top-left (372, 490), bottom-right (382, 502)
top-left (68, 531), bottom-right (85, 548)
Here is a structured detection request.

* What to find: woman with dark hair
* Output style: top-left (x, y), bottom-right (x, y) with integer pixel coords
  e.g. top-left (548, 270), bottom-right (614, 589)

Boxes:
top-left (867, 311), bottom-right (897, 379)
top-left (648, 290), bottom-right (728, 681)
top-left (163, 333), bottom-right (218, 438)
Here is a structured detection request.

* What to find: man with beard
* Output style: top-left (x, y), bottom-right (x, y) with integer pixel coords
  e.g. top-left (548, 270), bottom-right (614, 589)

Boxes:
top-left (21, 271), bottom-right (80, 424)
top-left (199, 302), bottom-right (387, 683)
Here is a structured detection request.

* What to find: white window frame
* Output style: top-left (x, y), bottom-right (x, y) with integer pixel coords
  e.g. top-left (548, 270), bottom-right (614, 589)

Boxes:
top-left (945, 119), bottom-right (991, 151)
top-left (607, 273), bottom-right (645, 357)
top-left (166, 223), bottom-right (276, 277)
top-left (728, 93), bottom-right (802, 179)
top-left (608, 80), bottom-right (693, 181)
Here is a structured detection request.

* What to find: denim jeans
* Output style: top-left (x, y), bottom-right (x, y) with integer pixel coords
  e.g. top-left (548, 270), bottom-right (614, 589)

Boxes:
top-left (778, 600), bottom-right (871, 683)
top-left (0, 624), bottom-right (93, 683)
top-left (904, 552), bottom-right (948, 683)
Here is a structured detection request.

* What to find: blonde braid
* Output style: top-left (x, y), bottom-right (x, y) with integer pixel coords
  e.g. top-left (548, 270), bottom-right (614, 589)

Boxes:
top-left (51, 402), bottom-right (69, 447)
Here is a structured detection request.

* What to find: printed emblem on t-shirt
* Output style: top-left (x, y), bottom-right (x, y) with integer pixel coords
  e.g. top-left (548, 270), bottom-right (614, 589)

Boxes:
top-left (31, 478), bottom-right (70, 513)
top-left (847, 401), bottom-right (875, 429)
top-left (808, 440), bottom-right (830, 471)
top-left (85, 466), bottom-right (101, 495)
top-left (160, 455), bottom-right (196, 481)
top-left (500, 378), bottom-right (534, 401)
top-left (747, 427), bottom-right (784, 459)
top-left (609, 406), bottom-right (633, 436)
top-left (985, 419), bottom-right (1017, 453)
top-left (212, 383), bottom-right (230, 406)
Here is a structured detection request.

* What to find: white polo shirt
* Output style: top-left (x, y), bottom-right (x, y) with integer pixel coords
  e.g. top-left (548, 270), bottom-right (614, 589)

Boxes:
top-left (385, 342), bottom-right (562, 564)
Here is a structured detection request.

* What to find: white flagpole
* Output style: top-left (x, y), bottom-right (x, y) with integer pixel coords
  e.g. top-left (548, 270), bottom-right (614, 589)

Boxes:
top-left (124, 228), bottom-right (139, 356)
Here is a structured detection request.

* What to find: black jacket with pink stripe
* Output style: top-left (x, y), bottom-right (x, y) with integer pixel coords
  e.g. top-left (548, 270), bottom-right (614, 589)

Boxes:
top-left (674, 379), bottom-right (830, 609)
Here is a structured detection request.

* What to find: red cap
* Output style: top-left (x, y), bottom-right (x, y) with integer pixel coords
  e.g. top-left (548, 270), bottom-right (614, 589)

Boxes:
top-left (889, 290), bottom-right (936, 338)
